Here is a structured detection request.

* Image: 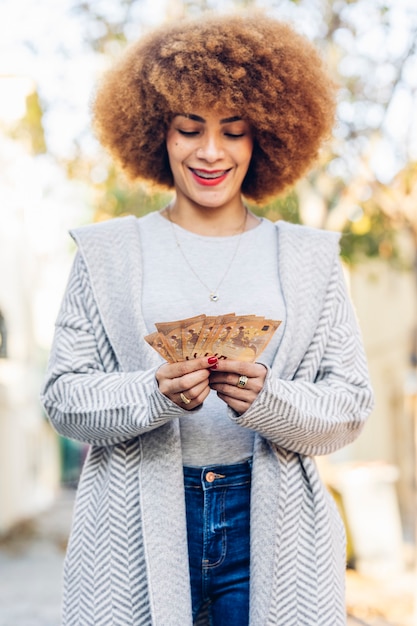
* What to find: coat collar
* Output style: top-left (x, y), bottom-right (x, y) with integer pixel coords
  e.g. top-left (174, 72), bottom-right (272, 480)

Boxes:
top-left (71, 216), bottom-right (160, 371)
top-left (273, 220), bottom-right (340, 380)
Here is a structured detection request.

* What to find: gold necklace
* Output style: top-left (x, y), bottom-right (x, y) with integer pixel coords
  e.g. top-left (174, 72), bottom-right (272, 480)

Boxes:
top-left (167, 206), bottom-right (248, 302)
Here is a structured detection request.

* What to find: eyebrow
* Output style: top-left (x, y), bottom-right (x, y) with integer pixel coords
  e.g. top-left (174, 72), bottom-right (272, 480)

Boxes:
top-left (181, 114), bottom-right (243, 124)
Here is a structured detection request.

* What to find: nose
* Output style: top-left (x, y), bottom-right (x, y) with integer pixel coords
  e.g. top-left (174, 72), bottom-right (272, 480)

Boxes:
top-left (196, 133), bottom-right (224, 163)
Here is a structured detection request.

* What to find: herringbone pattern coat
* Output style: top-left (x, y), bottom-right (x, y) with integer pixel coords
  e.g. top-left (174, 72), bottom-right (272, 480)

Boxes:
top-left (41, 216), bottom-right (374, 625)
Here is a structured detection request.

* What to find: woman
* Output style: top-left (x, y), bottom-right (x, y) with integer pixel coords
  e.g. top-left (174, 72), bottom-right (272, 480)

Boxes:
top-left (41, 12), bottom-right (374, 626)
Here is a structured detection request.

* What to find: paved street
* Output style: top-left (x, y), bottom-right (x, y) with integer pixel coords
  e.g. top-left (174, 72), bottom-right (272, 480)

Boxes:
top-left (0, 490), bottom-right (73, 626)
top-left (0, 489), bottom-right (412, 625)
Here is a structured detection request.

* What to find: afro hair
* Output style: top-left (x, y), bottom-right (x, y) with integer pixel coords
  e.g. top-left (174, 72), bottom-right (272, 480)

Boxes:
top-left (92, 12), bottom-right (336, 203)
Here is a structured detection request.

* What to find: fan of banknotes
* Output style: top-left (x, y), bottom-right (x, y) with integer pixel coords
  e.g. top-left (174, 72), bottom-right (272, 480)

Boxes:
top-left (145, 313), bottom-right (281, 363)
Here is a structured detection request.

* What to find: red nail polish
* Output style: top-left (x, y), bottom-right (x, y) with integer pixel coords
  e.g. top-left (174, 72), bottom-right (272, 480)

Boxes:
top-left (210, 364), bottom-right (218, 370)
top-left (208, 356), bottom-right (218, 365)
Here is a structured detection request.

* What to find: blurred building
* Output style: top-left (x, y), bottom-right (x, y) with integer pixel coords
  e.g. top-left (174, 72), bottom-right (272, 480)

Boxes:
top-left (0, 143), bottom-right (59, 532)
top-left (0, 76), bottom-right (88, 535)
top-left (324, 258), bottom-right (417, 577)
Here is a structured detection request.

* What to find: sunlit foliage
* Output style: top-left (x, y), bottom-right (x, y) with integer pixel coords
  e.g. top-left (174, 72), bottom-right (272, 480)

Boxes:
top-left (11, 0), bottom-right (417, 266)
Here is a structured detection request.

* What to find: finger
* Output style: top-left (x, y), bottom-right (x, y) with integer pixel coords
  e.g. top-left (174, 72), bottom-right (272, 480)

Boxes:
top-left (181, 378), bottom-right (211, 398)
top-left (210, 371), bottom-right (250, 388)
top-left (174, 356), bottom-right (219, 375)
top-left (210, 381), bottom-right (255, 402)
top-left (216, 392), bottom-right (250, 415)
top-left (156, 363), bottom-right (210, 389)
top-left (209, 372), bottom-right (264, 395)
top-left (209, 359), bottom-right (266, 377)
top-left (178, 380), bottom-right (211, 409)
top-left (157, 365), bottom-right (211, 397)
top-left (157, 356), bottom-right (219, 381)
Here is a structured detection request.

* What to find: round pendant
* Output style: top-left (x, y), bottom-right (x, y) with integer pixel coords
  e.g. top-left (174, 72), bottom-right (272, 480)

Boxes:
top-left (210, 293), bottom-right (219, 302)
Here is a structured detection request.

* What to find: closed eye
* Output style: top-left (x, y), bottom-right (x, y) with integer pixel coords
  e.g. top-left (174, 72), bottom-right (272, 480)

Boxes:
top-left (177, 129), bottom-right (199, 136)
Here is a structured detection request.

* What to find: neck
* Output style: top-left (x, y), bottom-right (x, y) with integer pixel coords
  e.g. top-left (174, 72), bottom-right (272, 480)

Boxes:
top-left (165, 197), bottom-right (257, 237)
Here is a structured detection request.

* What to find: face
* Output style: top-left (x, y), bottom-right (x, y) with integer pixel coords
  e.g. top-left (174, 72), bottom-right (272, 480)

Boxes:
top-left (166, 110), bottom-right (253, 212)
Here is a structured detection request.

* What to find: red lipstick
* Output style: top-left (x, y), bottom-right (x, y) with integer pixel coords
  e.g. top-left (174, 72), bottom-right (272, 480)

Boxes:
top-left (190, 168), bottom-right (230, 186)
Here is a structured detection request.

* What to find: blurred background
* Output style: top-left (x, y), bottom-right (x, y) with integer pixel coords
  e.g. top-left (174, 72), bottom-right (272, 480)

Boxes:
top-left (0, 0), bottom-right (416, 624)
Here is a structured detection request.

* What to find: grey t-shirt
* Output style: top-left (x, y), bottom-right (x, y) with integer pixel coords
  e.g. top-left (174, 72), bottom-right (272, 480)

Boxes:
top-left (138, 211), bottom-right (285, 466)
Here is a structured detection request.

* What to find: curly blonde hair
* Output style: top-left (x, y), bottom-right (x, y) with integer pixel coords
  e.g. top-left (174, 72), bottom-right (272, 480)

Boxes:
top-left (92, 12), bottom-right (336, 202)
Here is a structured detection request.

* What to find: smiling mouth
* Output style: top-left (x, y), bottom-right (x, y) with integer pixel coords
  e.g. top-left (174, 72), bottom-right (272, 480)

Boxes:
top-left (191, 168), bottom-right (231, 179)
top-left (189, 168), bottom-right (231, 186)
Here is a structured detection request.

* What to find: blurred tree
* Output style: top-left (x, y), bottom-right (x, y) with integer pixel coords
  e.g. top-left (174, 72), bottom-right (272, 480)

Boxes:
top-left (8, 90), bottom-right (47, 155)
top-left (16, 0), bottom-right (416, 267)
top-left (365, 161), bottom-right (417, 268)
top-left (300, 0), bottom-right (417, 267)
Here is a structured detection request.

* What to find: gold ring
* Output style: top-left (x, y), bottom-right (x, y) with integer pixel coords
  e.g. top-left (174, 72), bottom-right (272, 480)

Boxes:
top-left (236, 375), bottom-right (248, 388)
top-left (180, 392), bottom-right (191, 405)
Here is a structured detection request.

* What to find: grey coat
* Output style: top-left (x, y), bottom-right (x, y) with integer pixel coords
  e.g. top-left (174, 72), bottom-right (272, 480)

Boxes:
top-left (41, 216), bottom-right (374, 626)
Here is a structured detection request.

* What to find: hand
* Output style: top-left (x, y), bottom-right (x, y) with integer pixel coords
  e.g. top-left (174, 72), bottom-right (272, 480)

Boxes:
top-left (156, 356), bottom-right (218, 410)
top-left (209, 360), bottom-right (267, 414)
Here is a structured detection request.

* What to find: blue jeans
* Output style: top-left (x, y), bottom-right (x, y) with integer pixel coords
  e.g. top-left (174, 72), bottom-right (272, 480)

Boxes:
top-left (183, 459), bottom-right (252, 626)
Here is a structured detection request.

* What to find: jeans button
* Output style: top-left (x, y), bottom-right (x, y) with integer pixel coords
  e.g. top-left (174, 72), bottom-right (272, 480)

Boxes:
top-left (206, 471), bottom-right (215, 483)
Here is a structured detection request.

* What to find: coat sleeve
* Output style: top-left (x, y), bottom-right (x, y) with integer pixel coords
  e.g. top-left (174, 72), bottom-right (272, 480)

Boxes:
top-left (40, 252), bottom-right (187, 446)
top-left (230, 258), bottom-right (374, 456)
